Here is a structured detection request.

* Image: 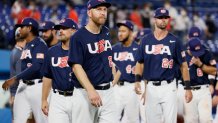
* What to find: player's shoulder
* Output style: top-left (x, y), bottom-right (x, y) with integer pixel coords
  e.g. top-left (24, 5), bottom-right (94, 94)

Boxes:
top-left (132, 41), bottom-right (140, 47)
top-left (112, 42), bottom-right (122, 49)
top-left (47, 42), bottom-right (61, 54)
top-left (101, 26), bottom-right (110, 33)
top-left (167, 32), bottom-right (181, 41)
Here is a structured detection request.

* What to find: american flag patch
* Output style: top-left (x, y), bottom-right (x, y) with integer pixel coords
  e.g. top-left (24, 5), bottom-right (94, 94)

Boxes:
top-left (36, 53), bottom-right (44, 59)
top-left (181, 51), bottom-right (186, 58)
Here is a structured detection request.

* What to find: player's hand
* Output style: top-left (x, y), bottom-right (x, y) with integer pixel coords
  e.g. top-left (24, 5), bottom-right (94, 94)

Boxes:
top-left (191, 57), bottom-right (202, 67)
top-left (185, 90), bottom-right (193, 103)
top-left (135, 82), bottom-right (142, 95)
top-left (87, 89), bottom-right (102, 107)
top-left (2, 77), bottom-right (16, 91)
top-left (212, 96), bottom-right (218, 107)
top-left (209, 85), bottom-right (214, 94)
top-left (41, 100), bottom-right (49, 116)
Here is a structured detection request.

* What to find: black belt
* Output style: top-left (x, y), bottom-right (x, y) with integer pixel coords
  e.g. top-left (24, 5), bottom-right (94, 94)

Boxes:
top-left (191, 85), bottom-right (209, 91)
top-left (94, 83), bottom-right (110, 90)
top-left (53, 89), bottom-right (74, 96)
top-left (23, 80), bottom-right (42, 86)
top-left (117, 81), bottom-right (134, 86)
top-left (149, 80), bottom-right (173, 86)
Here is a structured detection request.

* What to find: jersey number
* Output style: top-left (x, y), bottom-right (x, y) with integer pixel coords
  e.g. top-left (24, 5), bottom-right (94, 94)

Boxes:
top-left (126, 65), bottom-right (135, 74)
top-left (162, 58), bottom-right (173, 68)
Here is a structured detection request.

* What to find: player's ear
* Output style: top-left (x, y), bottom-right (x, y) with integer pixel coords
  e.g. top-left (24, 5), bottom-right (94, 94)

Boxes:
top-left (87, 9), bottom-right (91, 17)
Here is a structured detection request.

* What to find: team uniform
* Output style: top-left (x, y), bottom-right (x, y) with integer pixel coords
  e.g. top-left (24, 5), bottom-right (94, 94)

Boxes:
top-left (184, 50), bottom-right (214, 123)
top-left (13, 37), bottom-right (48, 123)
top-left (113, 41), bottom-right (140, 123)
top-left (43, 42), bottom-right (74, 123)
top-left (68, 26), bottom-right (118, 123)
top-left (137, 32), bottom-right (186, 123)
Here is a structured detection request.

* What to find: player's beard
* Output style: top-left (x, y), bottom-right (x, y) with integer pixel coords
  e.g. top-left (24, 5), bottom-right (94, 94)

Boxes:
top-left (43, 34), bottom-right (53, 46)
top-left (19, 32), bottom-right (28, 40)
top-left (120, 35), bottom-right (129, 43)
top-left (92, 15), bottom-right (107, 26)
top-left (156, 22), bottom-right (167, 30)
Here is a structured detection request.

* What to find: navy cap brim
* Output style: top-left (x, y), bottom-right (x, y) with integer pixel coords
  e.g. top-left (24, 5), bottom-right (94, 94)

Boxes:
top-left (54, 25), bottom-right (70, 30)
top-left (15, 24), bottom-right (25, 28)
top-left (116, 23), bottom-right (133, 30)
top-left (190, 46), bottom-right (205, 57)
top-left (154, 15), bottom-right (170, 18)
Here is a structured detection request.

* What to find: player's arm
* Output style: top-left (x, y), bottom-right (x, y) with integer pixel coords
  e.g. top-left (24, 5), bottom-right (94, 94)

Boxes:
top-left (135, 62), bottom-right (144, 94)
top-left (112, 69), bottom-right (121, 86)
top-left (41, 77), bottom-right (52, 116)
top-left (192, 57), bottom-right (217, 75)
top-left (72, 64), bottom-right (102, 107)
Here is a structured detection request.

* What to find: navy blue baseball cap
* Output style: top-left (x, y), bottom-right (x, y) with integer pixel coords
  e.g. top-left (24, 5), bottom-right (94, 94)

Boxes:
top-left (39, 21), bottom-right (55, 31)
top-left (15, 17), bottom-right (39, 30)
top-left (54, 18), bottom-right (78, 30)
top-left (87, 0), bottom-right (111, 10)
top-left (136, 28), bottom-right (152, 40)
top-left (117, 20), bottom-right (134, 31)
top-left (188, 38), bottom-right (205, 57)
top-left (154, 8), bottom-right (170, 18)
top-left (188, 26), bottom-right (202, 38)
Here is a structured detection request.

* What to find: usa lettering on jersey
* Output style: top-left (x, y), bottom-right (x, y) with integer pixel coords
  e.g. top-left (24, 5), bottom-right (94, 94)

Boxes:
top-left (52, 56), bottom-right (69, 68)
top-left (87, 39), bottom-right (112, 54)
top-left (145, 44), bottom-right (171, 55)
top-left (20, 49), bottom-right (32, 59)
top-left (114, 52), bottom-right (134, 61)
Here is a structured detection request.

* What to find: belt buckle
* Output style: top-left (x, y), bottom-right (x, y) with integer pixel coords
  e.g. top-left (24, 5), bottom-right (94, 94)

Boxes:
top-left (63, 91), bottom-right (67, 96)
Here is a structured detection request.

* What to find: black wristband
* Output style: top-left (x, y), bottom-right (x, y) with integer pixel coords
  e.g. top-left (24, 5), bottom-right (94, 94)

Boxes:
top-left (209, 79), bottom-right (215, 86)
top-left (184, 80), bottom-right (191, 90)
top-left (135, 74), bottom-right (142, 82)
top-left (199, 63), bottom-right (204, 68)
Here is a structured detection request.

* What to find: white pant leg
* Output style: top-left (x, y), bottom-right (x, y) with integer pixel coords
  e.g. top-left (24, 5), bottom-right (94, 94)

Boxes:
top-left (198, 88), bottom-right (213, 123)
top-left (27, 83), bottom-right (47, 123)
top-left (177, 83), bottom-right (185, 116)
top-left (13, 83), bottom-right (31, 123)
top-left (184, 90), bottom-right (200, 123)
top-left (120, 83), bottom-right (140, 123)
top-left (97, 87), bottom-right (119, 123)
top-left (138, 81), bottom-right (146, 123)
top-left (71, 88), bottom-right (96, 123)
top-left (48, 91), bottom-right (73, 123)
top-left (161, 82), bottom-right (177, 123)
top-left (145, 83), bottom-right (163, 123)
top-left (114, 85), bottom-right (125, 122)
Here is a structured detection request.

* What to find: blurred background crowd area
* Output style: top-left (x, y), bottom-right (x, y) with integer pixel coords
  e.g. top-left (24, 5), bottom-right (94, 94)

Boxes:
top-left (0, 0), bottom-right (218, 58)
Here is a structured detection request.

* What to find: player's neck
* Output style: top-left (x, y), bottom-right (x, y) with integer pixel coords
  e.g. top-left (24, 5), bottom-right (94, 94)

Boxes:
top-left (26, 35), bottom-right (36, 43)
top-left (61, 40), bottom-right (69, 50)
top-left (86, 21), bottom-right (102, 34)
top-left (16, 40), bottom-right (26, 49)
top-left (153, 28), bottom-right (168, 41)
top-left (122, 39), bottom-right (132, 47)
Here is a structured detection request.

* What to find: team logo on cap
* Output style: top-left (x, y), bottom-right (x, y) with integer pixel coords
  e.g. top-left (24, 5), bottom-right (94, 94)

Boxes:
top-left (195, 45), bottom-right (201, 50)
top-left (160, 9), bottom-right (166, 13)
top-left (193, 32), bottom-right (199, 37)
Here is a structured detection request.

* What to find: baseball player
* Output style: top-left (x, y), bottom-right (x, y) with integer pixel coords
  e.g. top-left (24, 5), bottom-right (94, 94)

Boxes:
top-left (2, 17), bottom-right (48, 123)
top-left (9, 27), bottom-right (26, 122)
top-left (112, 20), bottom-right (140, 123)
top-left (183, 38), bottom-right (217, 123)
top-left (68, 0), bottom-right (118, 123)
top-left (39, 21), bottom-right (59, 47)
top-left (41, 18), bottom-right (78, 123)
top-left (134, 8), bottom-right (193, 123)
